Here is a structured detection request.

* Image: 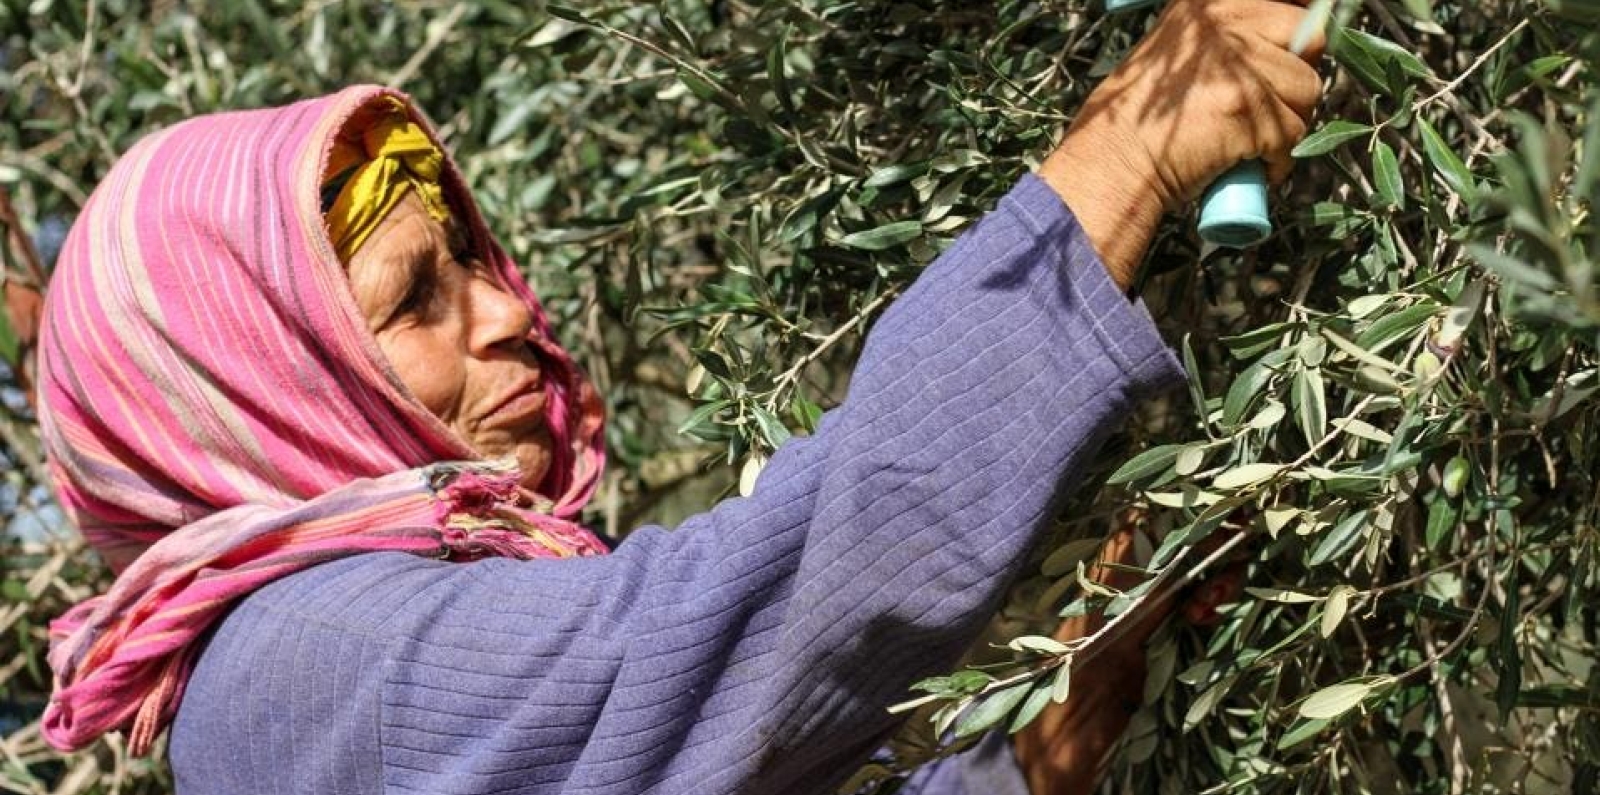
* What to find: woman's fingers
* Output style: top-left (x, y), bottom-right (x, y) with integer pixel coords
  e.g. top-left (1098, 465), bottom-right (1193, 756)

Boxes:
top-left (1244, 30), bottom-right (1327, 119)
top-left (1226, 30), bottom-right (1322, 184)
top-left (1214, 0), bottom-right (1329, 62)
top-left (1177, 523), bottom-right (1251, 625)
top-left (1182, 561), bottom-right (1247, 625)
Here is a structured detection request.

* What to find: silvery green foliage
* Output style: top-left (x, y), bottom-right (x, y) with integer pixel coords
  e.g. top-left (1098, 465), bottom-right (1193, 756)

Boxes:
top-left (2, 1), bottom-right (1596, 793)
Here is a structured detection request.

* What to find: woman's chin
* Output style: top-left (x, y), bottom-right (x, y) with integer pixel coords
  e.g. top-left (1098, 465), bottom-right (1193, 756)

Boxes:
top-left (509, 440), bottom-right (553, 493)
top-left (466, 423), bottom-right (554, 490)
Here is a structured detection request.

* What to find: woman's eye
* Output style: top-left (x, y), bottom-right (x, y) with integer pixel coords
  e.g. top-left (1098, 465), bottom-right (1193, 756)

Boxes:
top-left (392, 266), bottom-right (438, 320)
top-left (384, 230), bottom-right (477, 326)
top-left (450, 241), bottom-right (482, 271)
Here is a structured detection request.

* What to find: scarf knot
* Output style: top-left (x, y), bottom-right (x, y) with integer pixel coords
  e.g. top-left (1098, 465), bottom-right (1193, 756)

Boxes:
top-left (324, 96), bottom-right (452, 261)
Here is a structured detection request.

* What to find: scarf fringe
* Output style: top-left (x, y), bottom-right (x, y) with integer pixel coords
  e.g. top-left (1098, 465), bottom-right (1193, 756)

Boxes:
top-left (433, 461), bottom-right (606, 561)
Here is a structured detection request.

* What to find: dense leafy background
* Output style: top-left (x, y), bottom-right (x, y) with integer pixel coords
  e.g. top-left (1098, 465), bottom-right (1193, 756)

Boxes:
top-left (2, 1), bottom-right (1596, 793)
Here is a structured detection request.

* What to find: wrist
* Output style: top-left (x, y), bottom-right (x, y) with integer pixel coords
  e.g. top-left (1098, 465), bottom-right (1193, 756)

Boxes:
top-left (1037, 121), bottom-right (1167, 291)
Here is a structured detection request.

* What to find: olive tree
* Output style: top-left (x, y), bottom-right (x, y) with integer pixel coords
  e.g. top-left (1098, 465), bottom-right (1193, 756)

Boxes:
top-left (2, 1), bottom-right (1595, 793)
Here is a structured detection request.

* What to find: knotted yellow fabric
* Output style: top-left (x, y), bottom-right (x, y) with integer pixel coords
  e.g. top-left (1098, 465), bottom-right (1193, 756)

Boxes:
top-left (324, 98), bottom-right (451, 262)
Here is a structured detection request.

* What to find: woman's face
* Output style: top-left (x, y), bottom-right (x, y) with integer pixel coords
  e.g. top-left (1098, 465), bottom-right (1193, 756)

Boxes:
top-left (345, 194), bottom-right (553, 487)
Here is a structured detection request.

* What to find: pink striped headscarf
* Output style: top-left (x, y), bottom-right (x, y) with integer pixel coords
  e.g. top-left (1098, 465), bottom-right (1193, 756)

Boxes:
top-left (36, 86), bottom-right (608, 755)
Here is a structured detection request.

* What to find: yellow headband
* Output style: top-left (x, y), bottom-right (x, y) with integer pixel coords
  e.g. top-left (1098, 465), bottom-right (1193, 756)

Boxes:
top-left (324, 98), bottom-right (451, 262)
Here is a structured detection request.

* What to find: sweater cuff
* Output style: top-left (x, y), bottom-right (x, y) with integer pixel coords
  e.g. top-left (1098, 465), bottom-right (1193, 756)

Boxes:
top-left (954, 731), bottom-right (1034, 795)
top-left (1003, 172), bottom-right (1185, 397)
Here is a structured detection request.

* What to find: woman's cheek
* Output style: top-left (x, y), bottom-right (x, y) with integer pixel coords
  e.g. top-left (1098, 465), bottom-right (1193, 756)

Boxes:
top-left (378, 328), bottom-right (465, 422)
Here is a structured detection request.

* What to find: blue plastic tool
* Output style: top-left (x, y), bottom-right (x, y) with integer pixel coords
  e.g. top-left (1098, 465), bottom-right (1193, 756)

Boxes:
top-left (1104, 0), bottom-right (1272, 247)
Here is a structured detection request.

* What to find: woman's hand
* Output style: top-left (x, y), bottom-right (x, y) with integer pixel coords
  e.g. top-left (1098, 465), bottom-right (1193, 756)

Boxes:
top-left (1039, 0), bottom-right (1328, 288)
top-left (1012, 523), bottom-right (1247, 794)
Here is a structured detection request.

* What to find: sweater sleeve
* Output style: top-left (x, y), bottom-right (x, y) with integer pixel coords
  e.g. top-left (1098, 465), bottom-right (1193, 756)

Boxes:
top-left (170, 173), bottom-right (1182, 795)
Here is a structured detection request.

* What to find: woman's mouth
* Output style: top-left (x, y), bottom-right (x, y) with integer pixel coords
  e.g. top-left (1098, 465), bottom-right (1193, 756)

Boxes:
top-left (482, 381), bottom-right (547, 429)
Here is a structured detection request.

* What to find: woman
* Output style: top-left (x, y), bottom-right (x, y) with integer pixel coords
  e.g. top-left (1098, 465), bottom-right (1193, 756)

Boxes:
top-left (34, 1), bottom-right (1323, 792)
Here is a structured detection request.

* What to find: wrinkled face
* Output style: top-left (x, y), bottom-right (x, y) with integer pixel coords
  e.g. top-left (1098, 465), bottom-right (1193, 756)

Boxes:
top-left (344, 193), bottom-right (553, 487)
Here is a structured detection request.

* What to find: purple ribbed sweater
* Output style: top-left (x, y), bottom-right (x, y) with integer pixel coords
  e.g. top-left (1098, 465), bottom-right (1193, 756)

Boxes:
top-left (168, 174), bottom-right (1182, 794)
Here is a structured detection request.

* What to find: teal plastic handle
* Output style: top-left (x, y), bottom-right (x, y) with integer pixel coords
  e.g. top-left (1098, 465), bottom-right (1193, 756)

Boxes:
top-left (1103, 0), bottom-right (1272, 247)
top-left (1198, 161), bottom-right (1271, 247)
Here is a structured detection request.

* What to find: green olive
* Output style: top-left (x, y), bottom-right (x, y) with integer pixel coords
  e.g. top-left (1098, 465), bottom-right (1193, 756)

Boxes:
top-left (1442, 455), bottom-right (1470, 498)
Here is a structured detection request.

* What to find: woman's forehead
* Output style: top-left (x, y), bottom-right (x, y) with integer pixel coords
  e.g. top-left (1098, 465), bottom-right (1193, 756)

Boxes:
top-left (360, 194), bottom-right (447, 256)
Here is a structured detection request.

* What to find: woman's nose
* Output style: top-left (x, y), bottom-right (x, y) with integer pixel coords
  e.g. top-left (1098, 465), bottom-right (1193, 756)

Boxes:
top-left (466, 270), bottom-right (536, 355)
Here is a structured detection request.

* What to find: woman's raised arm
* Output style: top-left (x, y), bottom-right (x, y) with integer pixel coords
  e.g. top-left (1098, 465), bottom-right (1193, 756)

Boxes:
top-left (172, 173), bottom-right (1179, 795)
